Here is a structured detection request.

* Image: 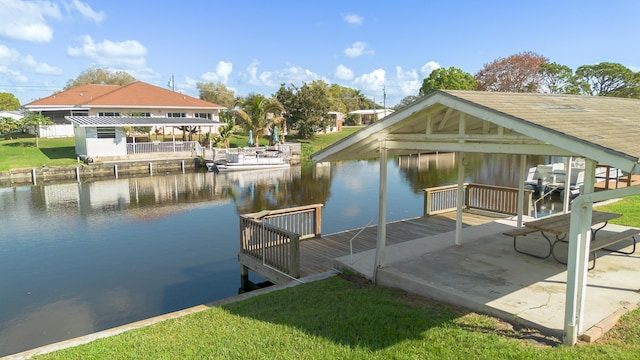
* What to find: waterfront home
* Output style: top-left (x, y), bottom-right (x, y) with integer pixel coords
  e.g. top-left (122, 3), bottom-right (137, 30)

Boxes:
top-left (23, 81), bottom-right (225, 161)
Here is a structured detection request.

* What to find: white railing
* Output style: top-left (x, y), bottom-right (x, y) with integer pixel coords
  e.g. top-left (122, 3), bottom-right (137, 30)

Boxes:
top-left (424, 183), bottom-right (533, 216)
top-left (212, 143), bottom-right (298, 162)
top-left (126, 141), bottom-right (202, 155)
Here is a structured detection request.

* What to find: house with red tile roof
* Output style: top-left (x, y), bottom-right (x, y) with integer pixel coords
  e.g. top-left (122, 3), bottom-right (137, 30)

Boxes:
top-left (23, 81), bottom-right (226, 161)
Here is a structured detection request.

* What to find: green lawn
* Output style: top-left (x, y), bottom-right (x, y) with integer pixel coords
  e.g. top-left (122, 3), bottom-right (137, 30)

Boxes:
top-left (35, 274), bottom-right (640, 359)
top-left (0, 135), bottom-right (78, 171)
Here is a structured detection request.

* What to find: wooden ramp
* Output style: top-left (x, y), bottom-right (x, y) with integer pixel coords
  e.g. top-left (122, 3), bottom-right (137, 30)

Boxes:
top-left (298, 212), bottom-right (500, 278)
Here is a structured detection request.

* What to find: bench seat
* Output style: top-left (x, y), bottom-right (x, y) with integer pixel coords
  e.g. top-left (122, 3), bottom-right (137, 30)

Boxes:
top-left (552, 229), bottom-right (638, 269)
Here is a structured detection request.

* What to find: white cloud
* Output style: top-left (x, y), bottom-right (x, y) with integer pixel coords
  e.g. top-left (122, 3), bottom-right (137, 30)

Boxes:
top-left (343, 14), bottom-right (363, 25)
top-left (202, 61), bottom-right (233, 83)
top-left (0, 0), bottom-right (61, 42)
top-left (64, 0), bottom-right (105, 23)
top-left (241, 60), bottom-right (276, 87)
top-left (394, 66), bottom-right (421, 97)
top-left (420, 61), bottom-right (440, 76)
top-left (344, 41), bottom-right (373, 58)
top-left (334, 64), bottom-right (354, 80)
top-left (0, 44), bottom-right (62, 76)
top-left (276, 65), bottom-right (320, 84)
top-left (67, 35), bottom-right (147, 68)
top-left (0, 65), bottom-right (28, 83)
top-left (353, 68), bottom-right (386, 92)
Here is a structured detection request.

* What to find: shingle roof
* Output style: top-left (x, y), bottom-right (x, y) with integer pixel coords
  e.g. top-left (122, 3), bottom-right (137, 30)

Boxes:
top-left (312, 90), bottom-right (640, 174)
top-left (66, 116), bottom-right (223, 127)
top-left (24, 81), bottom-right (225, 109)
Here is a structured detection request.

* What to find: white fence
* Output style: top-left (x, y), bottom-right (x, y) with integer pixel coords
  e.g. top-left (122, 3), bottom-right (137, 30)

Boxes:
top-left (31, 124), bottom-right (75, 138)
top-left (126, 141), bottom-right (203, 155)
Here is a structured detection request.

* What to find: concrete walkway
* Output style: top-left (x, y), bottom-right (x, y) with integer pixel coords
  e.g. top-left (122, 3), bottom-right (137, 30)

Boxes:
top-left (336, 217), bottom-right (640, 342)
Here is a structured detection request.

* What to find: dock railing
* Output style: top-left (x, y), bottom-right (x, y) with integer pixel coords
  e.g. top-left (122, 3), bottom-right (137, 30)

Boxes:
top-left (424, 183), bottom-right (532, 216)
top-left (239, 204), bottom-right (323, 279)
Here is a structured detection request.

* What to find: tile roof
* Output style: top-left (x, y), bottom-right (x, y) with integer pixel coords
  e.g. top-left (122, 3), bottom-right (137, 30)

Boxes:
top-left (66, 116), bottom-right (223, 127)
top-left (24, 81), bottom-right (225, 109)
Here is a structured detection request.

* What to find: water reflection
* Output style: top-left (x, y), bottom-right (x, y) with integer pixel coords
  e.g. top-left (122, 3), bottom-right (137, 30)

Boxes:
top-left (0, 155), bottom-right (550, 356)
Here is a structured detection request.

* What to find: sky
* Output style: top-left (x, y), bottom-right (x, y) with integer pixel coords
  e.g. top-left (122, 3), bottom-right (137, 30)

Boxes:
top-left (1, 0), bottom-right (639, 107)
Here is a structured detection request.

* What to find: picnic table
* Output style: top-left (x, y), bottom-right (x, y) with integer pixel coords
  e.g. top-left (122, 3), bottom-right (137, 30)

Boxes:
top-left (504, 211), bottom-right (637, 269)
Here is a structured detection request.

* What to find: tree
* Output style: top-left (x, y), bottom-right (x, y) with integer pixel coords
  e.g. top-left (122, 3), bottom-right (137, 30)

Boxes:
top-left (419, 67), bottom-right (477, 95)
top-left (0, 92), bottom-right (20, 110)
top-left (20, 113), bottom-right (53, 148)
top-left (0, 116), bottom-right (20, 139)
top-left (213, 111), bottom-right (238, 148)
top-left (574, 62), bottom-right (639, 98)
top-left (65, 67), bottom-right (136, 89)
top-left (394, 95), bottom-right (420, 110)
top-left (197, 82), bottom-right (235, 108)
top-left (235, 93), bottom-right (284, 147)
top-left (276, 81), bottom-right (332, 140)
top-left (475, 51), bottom-right (549, 92)
top-left (538, 62), bottom-right (580, 94)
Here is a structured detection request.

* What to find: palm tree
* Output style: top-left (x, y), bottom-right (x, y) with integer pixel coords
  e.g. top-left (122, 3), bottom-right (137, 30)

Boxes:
top-left (235, 93), bottom-right (284, 147)
top-left (21, 113), bottom-right (53, 148)
top-left (213, 111), bottom-right (238, 148)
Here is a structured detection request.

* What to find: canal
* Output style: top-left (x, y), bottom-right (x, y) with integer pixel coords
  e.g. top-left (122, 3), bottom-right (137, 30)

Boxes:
top-left (0, 153), bottom-right (546, 356)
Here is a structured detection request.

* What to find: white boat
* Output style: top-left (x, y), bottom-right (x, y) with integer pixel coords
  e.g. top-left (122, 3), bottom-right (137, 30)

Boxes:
top-left (206, 146), bottom-right (290, 172)
top-left (525, 159), bottom-right (622, 197)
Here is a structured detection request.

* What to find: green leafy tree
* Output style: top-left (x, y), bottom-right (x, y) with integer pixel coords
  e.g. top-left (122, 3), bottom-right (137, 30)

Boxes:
top-left (0, 116), bottom-right (20, 139)
top-left (197, 82), bottom-right (235, 108)
top-left (538, 62), bottom-right (580, 94)
top-left (276, 81), bottom-right (332, 140)
top-left (475, 51), bottom-right (549, 92)
top-left (20, 113), bottom-right (53, 148)
top-left (0, 92), bottom-right (20, 110)
top-left (65, 67), bottom-right (136, 89)
top-left (419, 67), bottom-right (477, 95)
top-left (235, 93), bottom-right (284, 147)
top-left (574, 62), bottom-right (639, 98)
top-left (213, 111), bottom-right (238, 148)
top-left (393, 95), bottom-right (420, 110)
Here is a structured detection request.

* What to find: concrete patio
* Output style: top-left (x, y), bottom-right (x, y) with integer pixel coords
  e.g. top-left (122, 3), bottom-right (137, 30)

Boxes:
top-left (335, 217), bottom-right (640, 342)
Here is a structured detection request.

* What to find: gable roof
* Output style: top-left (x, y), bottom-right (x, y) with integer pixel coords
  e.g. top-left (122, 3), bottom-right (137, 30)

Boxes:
top-left (24, 81), bottom-right (225, 110)
top-left (312, 90), bottom-right (640, 174)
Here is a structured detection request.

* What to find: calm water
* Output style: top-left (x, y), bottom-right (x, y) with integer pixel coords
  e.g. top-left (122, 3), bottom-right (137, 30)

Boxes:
top-left (0, 153), bottom-right (544, 356)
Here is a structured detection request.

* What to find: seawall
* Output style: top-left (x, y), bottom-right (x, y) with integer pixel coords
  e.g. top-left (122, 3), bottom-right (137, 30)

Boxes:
top-left (0, 157), bottom-right (203, 187)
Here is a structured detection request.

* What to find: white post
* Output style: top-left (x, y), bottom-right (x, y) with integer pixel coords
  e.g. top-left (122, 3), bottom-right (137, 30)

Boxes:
top-left (373, 144), bottom-right (388, 283)
top-left (31, 168), bottom-right (37, 185)
top-left (114, 164), bottom-right (118, 178)
top-left (563, 157), bottom-right (572, 213)
top-left (563, 158), bottom-right (596, 345)
top-left (455, 152), bottom-right (464, 245)
top-left (517, 154), bottom-right (527, 227)
top-left (149, 162), bottom-right (153, 176)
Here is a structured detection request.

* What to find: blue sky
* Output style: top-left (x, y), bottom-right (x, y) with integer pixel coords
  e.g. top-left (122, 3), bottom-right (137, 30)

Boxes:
top-left (1, 0), bottom-right (638, 107)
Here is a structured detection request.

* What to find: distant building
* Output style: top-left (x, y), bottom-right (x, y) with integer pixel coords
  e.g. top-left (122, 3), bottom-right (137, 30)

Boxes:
top-left (348, 109), bottom-right (394, 125)
top-left (23, 81), bottom-right (226, 160)
top-left (323, 111), bottom-right (344, 133)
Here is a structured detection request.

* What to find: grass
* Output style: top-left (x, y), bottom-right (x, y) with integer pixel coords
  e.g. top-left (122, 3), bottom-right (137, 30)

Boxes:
top-left (35, 274), bottom-right (640, 359)
top-left (596, 194), bottom-right (640, 226)
top-left (0, 135), bottom-right (78, 171)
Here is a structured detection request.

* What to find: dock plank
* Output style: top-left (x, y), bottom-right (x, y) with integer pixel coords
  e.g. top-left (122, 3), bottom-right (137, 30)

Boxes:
top-left (298, 212), bottom-right (500, 277)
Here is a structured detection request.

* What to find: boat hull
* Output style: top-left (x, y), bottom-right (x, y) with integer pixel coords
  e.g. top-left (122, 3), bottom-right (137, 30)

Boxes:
top-left (214, 163), bottom-right (290, 172)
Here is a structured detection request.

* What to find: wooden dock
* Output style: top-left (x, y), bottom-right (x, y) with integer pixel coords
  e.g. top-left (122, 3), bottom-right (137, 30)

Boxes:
top-left (297, 211), bottom-right (499, 278)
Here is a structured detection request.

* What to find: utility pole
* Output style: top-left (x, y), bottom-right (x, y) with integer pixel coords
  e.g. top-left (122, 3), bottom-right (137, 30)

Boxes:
top-left (383, 85), bottom-right (387, 118)
top-left (168, 75), bottom-right (175, 91)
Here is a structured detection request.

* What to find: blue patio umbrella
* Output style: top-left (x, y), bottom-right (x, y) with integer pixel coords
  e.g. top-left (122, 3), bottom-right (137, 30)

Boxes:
top-left (248, 130), bottom-right (254, 146)
top-left (273, 126), bottom-right (279, 143)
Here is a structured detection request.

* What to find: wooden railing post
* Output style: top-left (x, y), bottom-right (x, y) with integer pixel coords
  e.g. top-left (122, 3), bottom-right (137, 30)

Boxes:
top-left (314, 205), bottom-right (322, 238)
top-left (289, 234), bottom-right (300, 278)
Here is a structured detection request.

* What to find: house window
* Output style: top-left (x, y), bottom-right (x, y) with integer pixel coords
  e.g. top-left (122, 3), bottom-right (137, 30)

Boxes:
top-left (168, 113), bottom-right (186, 118)
top-left (128, 112), bottom-right (151, 117)
top-left (98, 112), bottom-right (121, 117)
top-left (97, 127), bottom-right (116, 139)
top-left (195, 113), bottom-right (212, 119)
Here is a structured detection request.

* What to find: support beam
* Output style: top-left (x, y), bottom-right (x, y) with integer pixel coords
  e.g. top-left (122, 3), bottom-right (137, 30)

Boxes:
top-left (455, 152), bottom-right (464, 245)
top-left (563, 158), bottom-right (596, 345)
top-left (517, 154), bottom-right (527, 227)
top-left (373, 145), bottom-right (388, 283)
